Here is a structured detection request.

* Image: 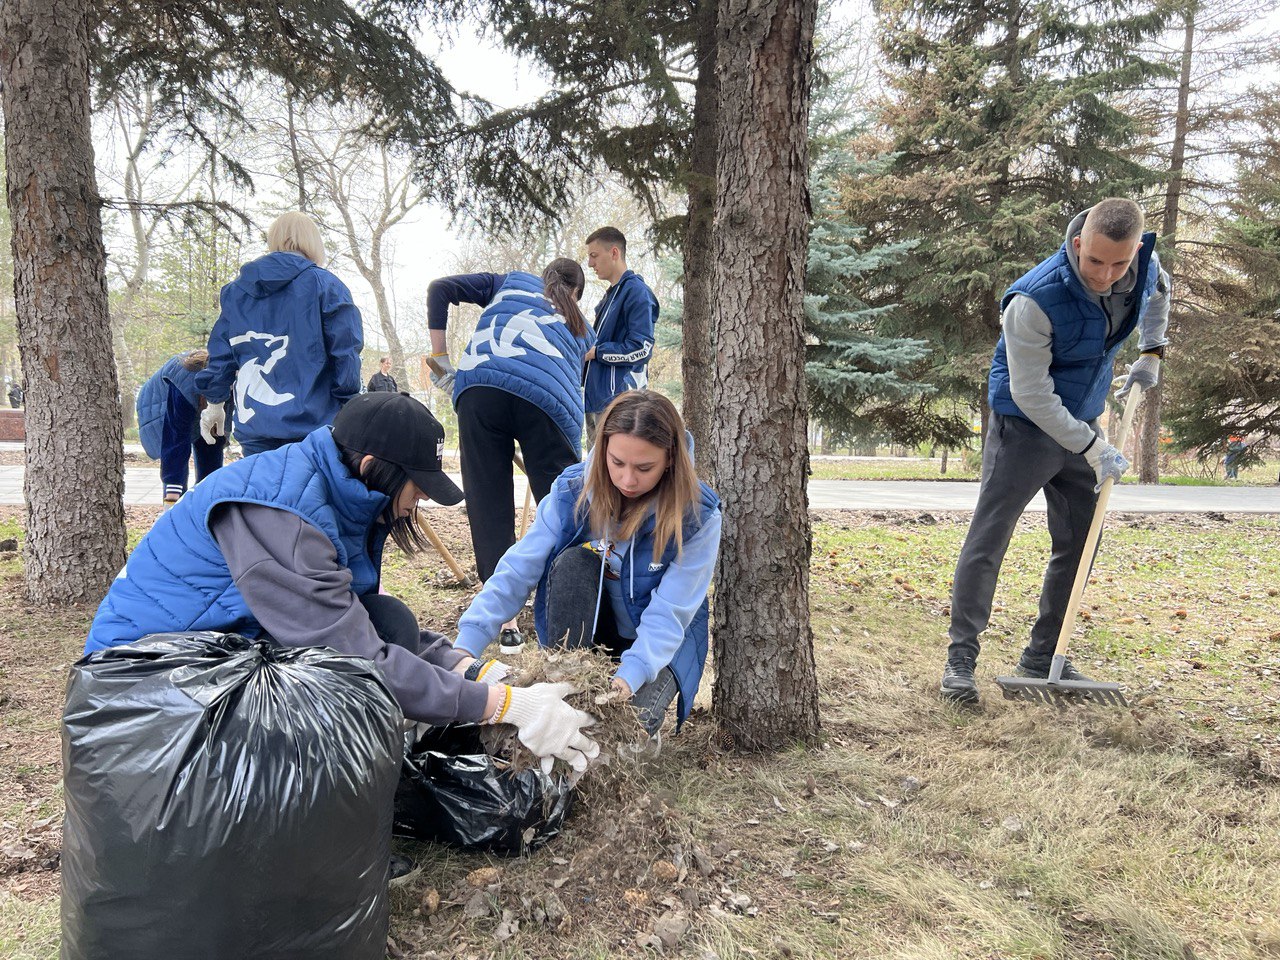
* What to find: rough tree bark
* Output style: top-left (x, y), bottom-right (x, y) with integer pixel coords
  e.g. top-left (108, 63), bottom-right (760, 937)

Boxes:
top-left (1140, 4), bottom-right (1196, 482)
top-left (680, 0), bottom-right (719, 481)
top-left (711, 0), bottom-right (820, 751)
top-left (1, 0), bottom-right (127, 603)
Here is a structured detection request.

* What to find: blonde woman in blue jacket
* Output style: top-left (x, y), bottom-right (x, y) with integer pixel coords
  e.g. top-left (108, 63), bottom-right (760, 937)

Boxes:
top-left (455, 391), bottom-right (721, 736)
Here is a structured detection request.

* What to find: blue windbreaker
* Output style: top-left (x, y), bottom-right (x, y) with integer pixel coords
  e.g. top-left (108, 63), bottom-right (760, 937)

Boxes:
top-left (583, 270), bottom-right (657, 414)
top-left (196, 252), bottom-right (363, 446)
top-left (452, 271), bottom-right (595, 454)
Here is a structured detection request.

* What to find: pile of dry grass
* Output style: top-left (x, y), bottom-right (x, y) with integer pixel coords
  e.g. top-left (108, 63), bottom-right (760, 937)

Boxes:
top-left (478, 646), bottom-right (651, 783)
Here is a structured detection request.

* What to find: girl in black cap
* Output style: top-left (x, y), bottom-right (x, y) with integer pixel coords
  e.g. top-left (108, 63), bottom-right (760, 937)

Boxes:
top-left (86, 392), bottom-right (599, 775)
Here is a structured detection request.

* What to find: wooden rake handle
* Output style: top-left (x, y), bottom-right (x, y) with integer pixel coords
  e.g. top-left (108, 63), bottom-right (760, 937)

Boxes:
top-left (1051, 385), bottom-right (1144, 660)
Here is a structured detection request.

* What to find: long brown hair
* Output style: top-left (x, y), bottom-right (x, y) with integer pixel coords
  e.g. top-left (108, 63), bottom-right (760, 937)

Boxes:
top-left (578, 391), bottom-right (701, 561)
top-left (542, 257), bottom-right (588, 337)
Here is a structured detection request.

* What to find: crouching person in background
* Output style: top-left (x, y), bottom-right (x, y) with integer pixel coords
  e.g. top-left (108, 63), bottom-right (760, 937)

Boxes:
top-left (453, 391), bottom-right (721, 739)
top-left (86, 392), bottom-right (599, 815)
top-left (135, 349), bottom-right (228, 504)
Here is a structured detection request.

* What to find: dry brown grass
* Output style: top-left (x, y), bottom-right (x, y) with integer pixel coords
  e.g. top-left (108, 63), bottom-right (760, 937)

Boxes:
top-left (2, 510), bottom-right (1278, 959)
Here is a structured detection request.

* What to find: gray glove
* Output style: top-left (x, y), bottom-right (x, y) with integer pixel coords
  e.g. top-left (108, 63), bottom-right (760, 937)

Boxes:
top-left (1083, 439), bottom-right (1129, 492)
top-left (501, 681), bottom-right (600, 775)
top-left (1115, 353), bottom-right (1160, 401)
top-left (428, 353), bottom-right (456, 394)
top-left (199, 401), bottom-right (226, 444)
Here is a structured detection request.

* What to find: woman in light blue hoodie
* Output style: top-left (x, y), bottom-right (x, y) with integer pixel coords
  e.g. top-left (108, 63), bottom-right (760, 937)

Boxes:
top-left (454, 391), bottom-right (721, 735)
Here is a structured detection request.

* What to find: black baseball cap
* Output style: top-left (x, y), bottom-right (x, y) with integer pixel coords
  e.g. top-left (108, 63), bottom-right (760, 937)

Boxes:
top-left (331, 392), bottom-right (465, 506)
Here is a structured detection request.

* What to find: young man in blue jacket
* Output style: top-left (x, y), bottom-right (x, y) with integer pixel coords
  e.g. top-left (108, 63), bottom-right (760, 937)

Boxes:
top-left (583, 227), bottom-right (658, 437)
top-left (941, 198), bottom-right (1170, 705)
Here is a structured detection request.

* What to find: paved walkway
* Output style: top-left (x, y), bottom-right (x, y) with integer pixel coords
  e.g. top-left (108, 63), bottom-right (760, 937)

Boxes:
top-left (1, 464), bottom-right (1276, 513)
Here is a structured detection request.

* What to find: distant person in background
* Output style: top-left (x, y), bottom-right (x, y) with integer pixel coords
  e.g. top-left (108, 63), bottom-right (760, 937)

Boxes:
top-left (367, 356), bottom-right (398, 393)
top-left (582, 227), bottom-right (658, 438)
top-left (426, 259), bottom-right (595, 647)
top-left (6, 381), bottom-right (22, 409)
top-left (197, 211), bottom-right (363, 456)
top-left (137, 350), bottom-right (229, 504)
top-left (1224, 435), bottom-right (1248, 480)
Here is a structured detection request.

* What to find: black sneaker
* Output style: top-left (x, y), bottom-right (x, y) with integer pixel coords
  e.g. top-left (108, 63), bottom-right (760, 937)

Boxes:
top-left (940, 659), bottom-right (979, 704)
top-left (1015, 657), bottom-right (1092, 682)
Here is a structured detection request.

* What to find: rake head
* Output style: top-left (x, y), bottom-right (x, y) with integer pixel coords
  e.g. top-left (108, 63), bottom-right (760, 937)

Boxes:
top-left (994, 676), bottom-right (1129, 709)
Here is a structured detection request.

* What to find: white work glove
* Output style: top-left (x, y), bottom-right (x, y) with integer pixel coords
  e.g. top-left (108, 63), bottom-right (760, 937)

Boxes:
top-left (429, 353), bottom-right (455, 395)
top-left (501, 681), bottom-right (600, 775)
top-left (1115, 353), bottom-right (1160, 401)
top-left (199, 401), bottom-right (226, 444)
top-left (464, 658), bottom-right (511, 685)
top-left (1083, 439), bottom-right (1129, 492)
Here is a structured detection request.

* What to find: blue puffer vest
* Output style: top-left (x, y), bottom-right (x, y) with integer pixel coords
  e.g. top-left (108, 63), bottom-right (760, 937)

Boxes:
top-left (136, 354), bottom-right (204, 459)
top-left (531, 462), bottom-right (720, 727)
top-left (452, 271), bottom-right (593, 455)
top-left (85, 428), bottom-right (389, 653)
top-left (989, 232), bottom-right (1158, 424)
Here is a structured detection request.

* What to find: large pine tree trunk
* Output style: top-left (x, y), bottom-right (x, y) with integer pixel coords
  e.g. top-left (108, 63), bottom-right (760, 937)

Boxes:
top-left (1, 0), bottom-right (127, 603)
top-left (680, 0), bottom-right (719, 481)
top-left (711, 0), bottom-right (820, 751)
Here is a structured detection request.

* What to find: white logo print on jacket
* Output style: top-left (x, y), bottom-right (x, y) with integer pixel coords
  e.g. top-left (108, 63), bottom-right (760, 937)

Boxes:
top-left (230, 331), bottom-right (296, 422)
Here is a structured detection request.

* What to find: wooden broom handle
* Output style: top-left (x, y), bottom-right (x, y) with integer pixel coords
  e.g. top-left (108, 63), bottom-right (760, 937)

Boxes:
top-left (1051, 385), bottom-right (1144, 658)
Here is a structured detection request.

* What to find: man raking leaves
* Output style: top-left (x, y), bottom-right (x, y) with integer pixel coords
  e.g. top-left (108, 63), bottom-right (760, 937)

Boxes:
top-left (940, 198), bottom-right (1171, 705)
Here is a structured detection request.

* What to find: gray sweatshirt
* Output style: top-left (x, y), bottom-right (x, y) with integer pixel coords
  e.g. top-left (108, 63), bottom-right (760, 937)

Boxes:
top-left (210, 502), bottom-right (489, 725)
top-left (1001, 210), bottom-right (1171, 453)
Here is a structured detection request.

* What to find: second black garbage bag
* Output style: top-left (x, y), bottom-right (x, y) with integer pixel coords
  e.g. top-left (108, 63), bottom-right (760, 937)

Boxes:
top-left (393, 724), bottom-right (575, 855)
top-left (61, 633), bottom-right (403, 960)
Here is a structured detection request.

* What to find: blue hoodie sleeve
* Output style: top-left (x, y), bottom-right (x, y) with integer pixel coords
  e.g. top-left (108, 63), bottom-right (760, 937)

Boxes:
top-left (595, 278), bottom-right (657, 366)
top-left (615, 508), bottom-right (721, 695)
top-left (454, 483), bottom-right (566, 656)
top-left (195, 286), bottom-right (239, 404)
top-left (427, 273), bottom-right (504, 331)
top-left (319, 272), bottom-right (363, 404)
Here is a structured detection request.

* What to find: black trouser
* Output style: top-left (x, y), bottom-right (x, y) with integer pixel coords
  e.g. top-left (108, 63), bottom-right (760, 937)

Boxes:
top-left (238, 436), bottom-right (294, 457)
top-left (947, 412), bottom-right (1100, 668)
top-left (544, 543), bottom-right (678, 735)
top-left (456, 386), bottom-right (578, 582)
top-left (359, 593), bottom-right (432, 653)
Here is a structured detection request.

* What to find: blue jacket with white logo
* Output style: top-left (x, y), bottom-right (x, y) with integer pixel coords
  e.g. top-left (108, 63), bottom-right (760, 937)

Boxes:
top-left (988, 233), bottom-right (1159, 424)
top-left (583, 270), bottom-right (658, 414)
top-left (196, 252), bottom-right (363, 447)
top-left (449, 271), bottom-right (595, 455)
top-left (85, 428), bottom-right (387, 652)
top-left (454, 452), bottom-right (721, 727)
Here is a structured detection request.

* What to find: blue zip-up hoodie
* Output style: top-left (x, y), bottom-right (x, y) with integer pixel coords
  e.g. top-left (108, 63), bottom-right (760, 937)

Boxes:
top-left (455, 445), bottom-right (721, 727)
top-left (988, 232), bottom-right (1159, 424)
top-left (196, 252), bottom-right (364, 447)
top-left (452, 271), bottom-right (595, 455)
top-left (86, 428), bottom-right (387, 652)
top-left (583, 270), bottom-right (658, 414)
top-left (136, 353), bottom-right (205, 458)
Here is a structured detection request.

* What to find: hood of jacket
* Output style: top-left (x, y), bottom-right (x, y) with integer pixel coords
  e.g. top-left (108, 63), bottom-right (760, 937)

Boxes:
top-left (233, 251), bottom-right (315, 299)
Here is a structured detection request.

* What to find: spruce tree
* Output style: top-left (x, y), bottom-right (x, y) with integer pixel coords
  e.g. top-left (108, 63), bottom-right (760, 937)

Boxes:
top-left (844, 0), bottom-right (1171, 433)
top-left (1165, 150), bottom-right (1280, 462)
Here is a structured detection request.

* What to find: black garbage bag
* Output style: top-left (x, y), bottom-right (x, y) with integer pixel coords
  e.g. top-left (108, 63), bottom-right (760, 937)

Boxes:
top-left (61, 633), bottom-right (403, 960)
top-left (393, 724), bottom-right (575, 855)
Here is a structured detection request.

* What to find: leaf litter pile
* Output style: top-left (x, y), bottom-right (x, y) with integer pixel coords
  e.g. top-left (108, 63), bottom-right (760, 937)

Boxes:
top-left (391, 646), bottom-right (743, 957)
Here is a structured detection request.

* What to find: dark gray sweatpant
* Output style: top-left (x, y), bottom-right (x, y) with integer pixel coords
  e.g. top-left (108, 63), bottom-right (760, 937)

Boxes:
top-left (946, 412), bottom-right (1100, 667)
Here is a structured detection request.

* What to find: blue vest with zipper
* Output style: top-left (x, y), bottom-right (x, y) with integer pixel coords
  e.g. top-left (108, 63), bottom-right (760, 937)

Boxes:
top-left (452, 271), bottom-right (592, 455)
top-left (85, 428), bottom-right (388, 653)
top-left (988, 232), bottom-right (1158, 425)
top-left (530, 462), bottom-right (720, 727)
